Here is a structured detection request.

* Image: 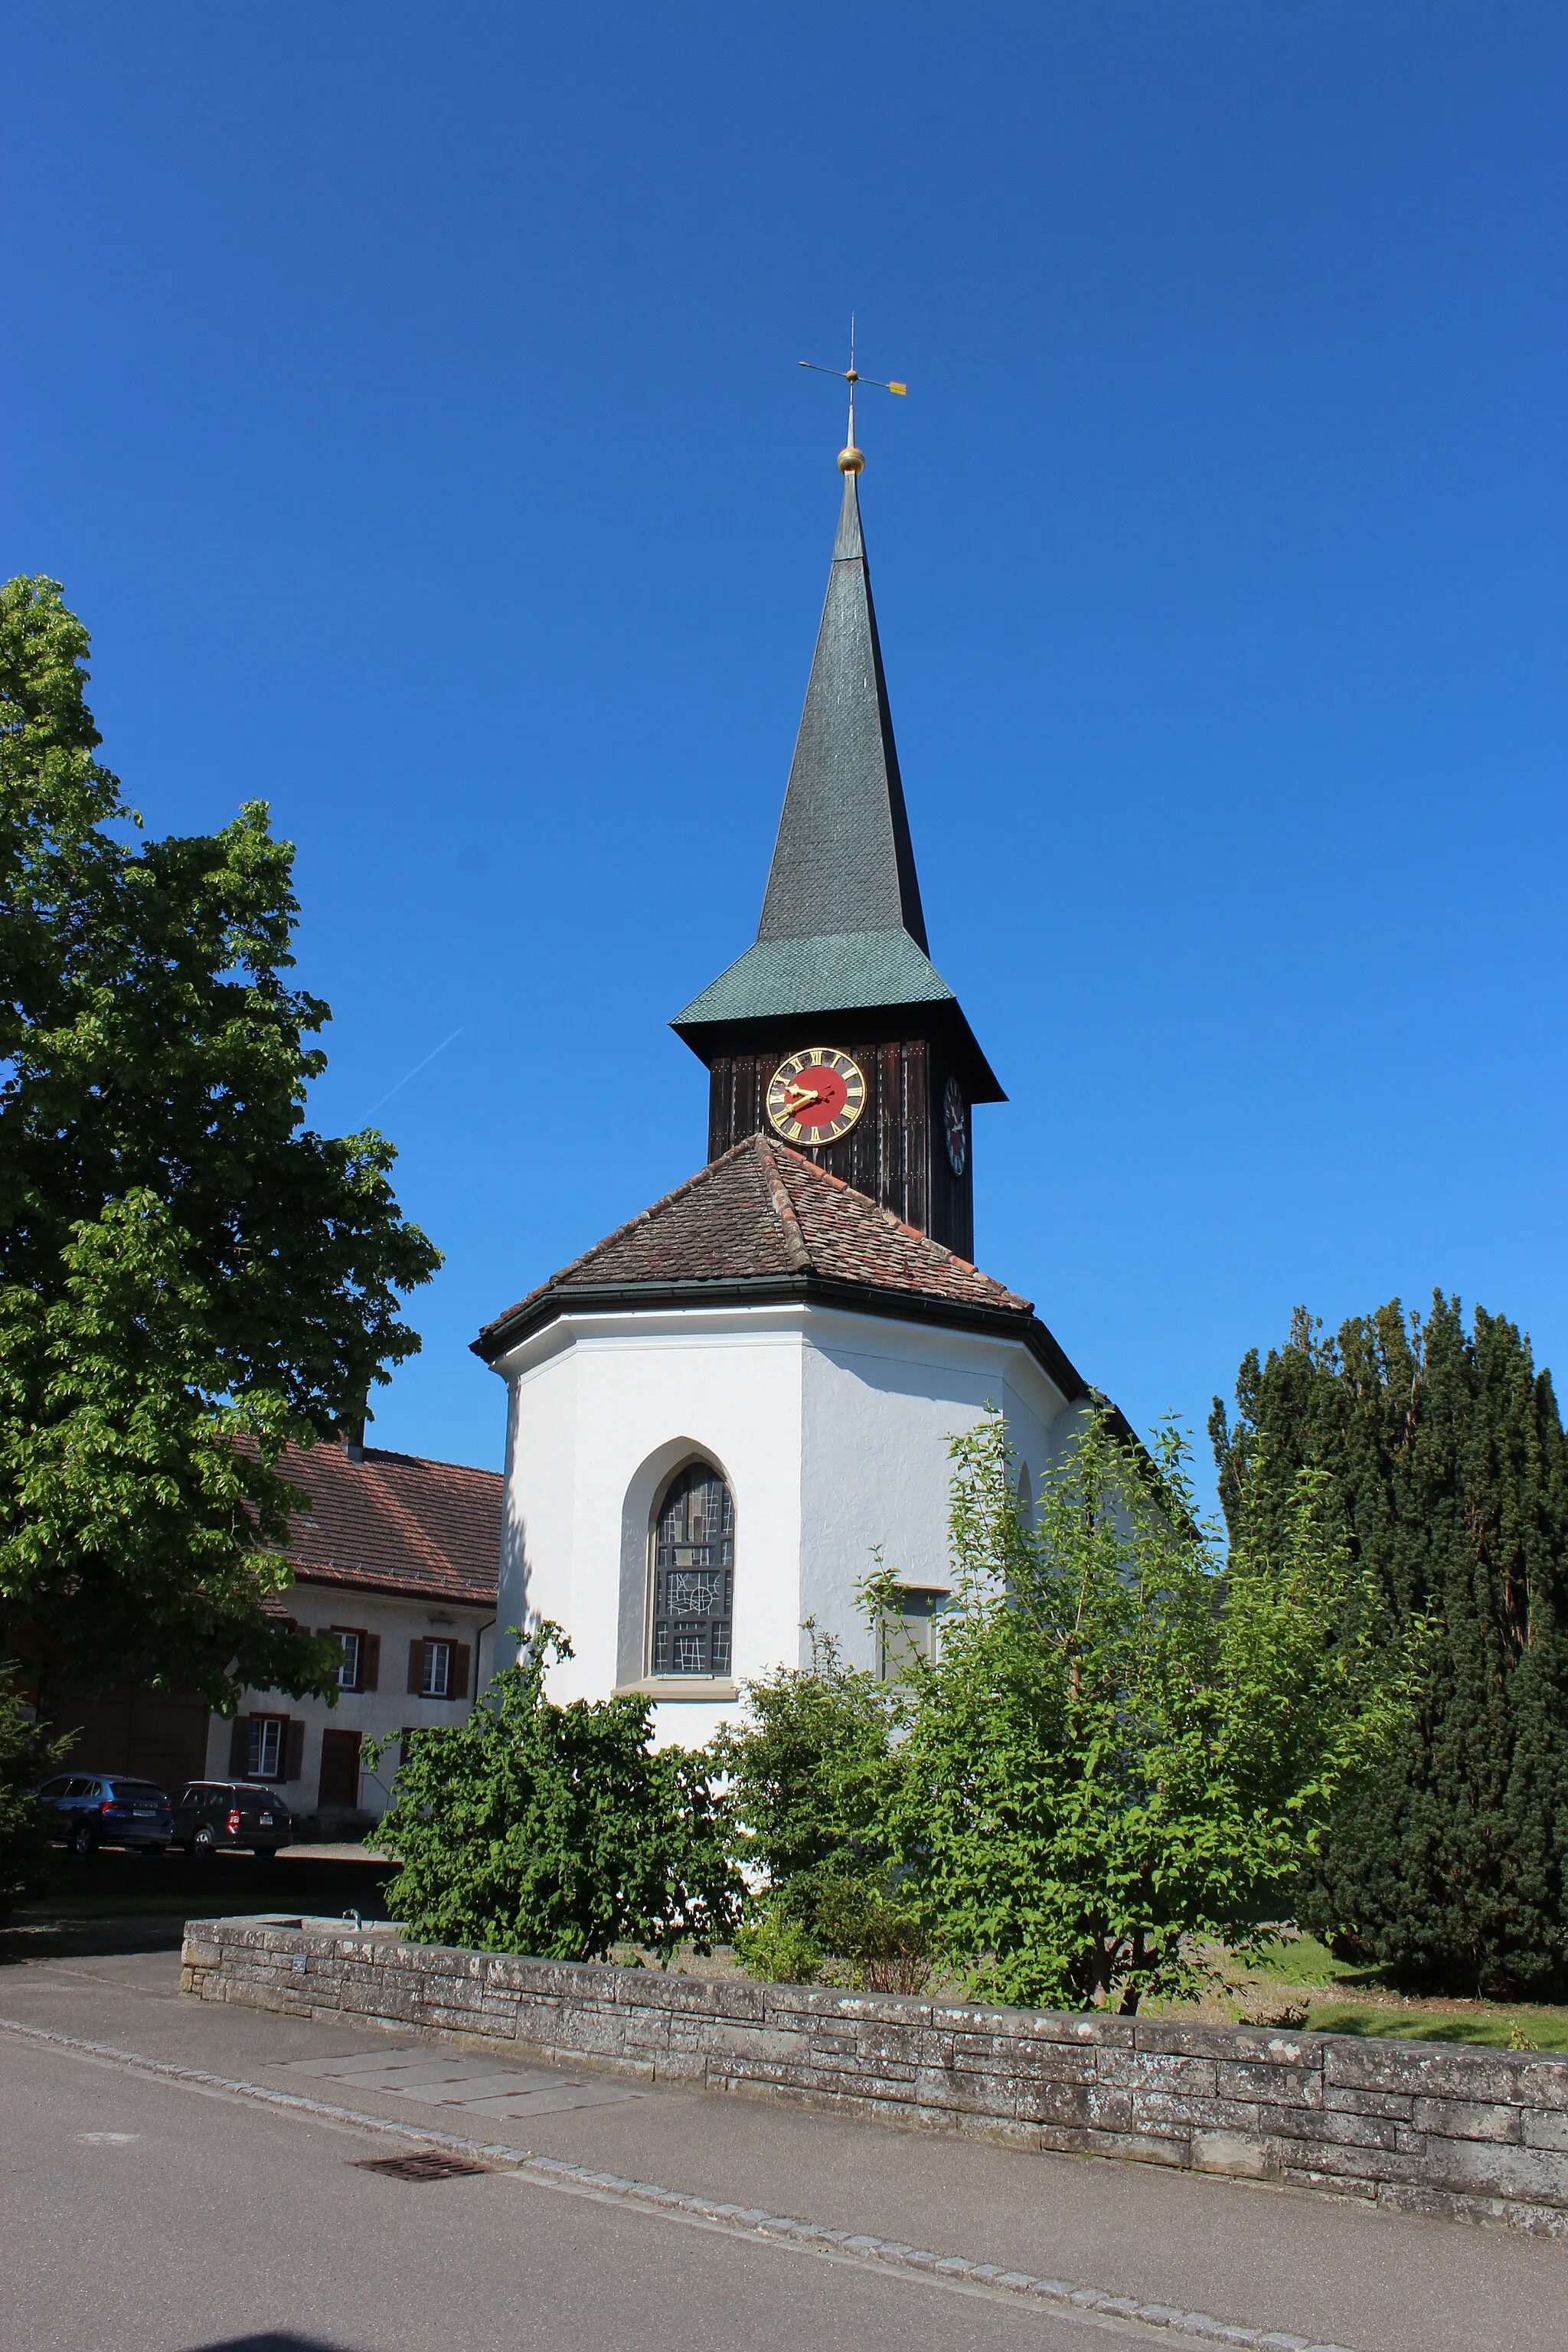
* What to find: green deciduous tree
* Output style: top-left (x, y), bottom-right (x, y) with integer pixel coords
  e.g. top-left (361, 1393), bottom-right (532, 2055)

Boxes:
top-left (717, 1412), bottom-right (1408, 2013)
top-left (1210, 1297), bottom-right (1568, 1997)
top-left (0, 575), bottom-right (439, 1706)
top-left (372, 1624), bottom-right (741, 1962)
top-left (880, 1412), bottom-right (1408, 2011)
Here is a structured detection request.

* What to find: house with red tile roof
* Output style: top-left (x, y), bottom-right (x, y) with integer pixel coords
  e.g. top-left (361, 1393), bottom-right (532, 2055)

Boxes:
top-left (207, 1436), bottom-right (501, 1827)
top-left (472, 452), bottom-right (1130, 1744)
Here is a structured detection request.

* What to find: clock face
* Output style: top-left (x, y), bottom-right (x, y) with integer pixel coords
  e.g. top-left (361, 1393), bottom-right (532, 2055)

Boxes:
top-left (766, 1047), bottom-right (867, 1146)
top-left (943, 1076), bottom-right (967, 1176)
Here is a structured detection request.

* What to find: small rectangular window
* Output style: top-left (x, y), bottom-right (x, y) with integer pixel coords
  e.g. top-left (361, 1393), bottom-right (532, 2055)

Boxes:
top-left (336, 1631), bottom-right (363, 1691)
top-left (248, 1717), bottom-right (284, 1778)
top-left (879, 1588), bottom-right (944, 1681)
top-left (421, 1640), bottom-right (452, 1698)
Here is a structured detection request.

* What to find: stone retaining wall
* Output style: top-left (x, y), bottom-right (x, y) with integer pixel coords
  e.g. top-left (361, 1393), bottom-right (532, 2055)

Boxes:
top-left (181, 1914), bottom-right (1568, 2235)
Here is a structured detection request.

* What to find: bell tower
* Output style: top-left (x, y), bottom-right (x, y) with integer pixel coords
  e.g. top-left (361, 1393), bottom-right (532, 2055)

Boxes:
top-left (671, 446), bottom-right (1002, 1258)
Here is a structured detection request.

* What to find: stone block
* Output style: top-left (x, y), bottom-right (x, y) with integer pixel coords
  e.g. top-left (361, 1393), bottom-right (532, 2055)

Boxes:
top-left (1191, 2131), bottom-right (1269, 2178)
top-left (1323, 2040), bottom-right (1526, 2105)
top-left (1133, 2021), bottom-right (1318, 2065)
top-left (1410, 2096), bottom-right (1521, 2145)
top-left (1414, 2136), bottom-right (1568, 2206)
top-left (1114, 2052), bottom-right (1220, 2098)
top-left (1262, 2105), bottom-right (1400, 2152)
top-left (1215, 2060), bottom-right (1321, 2109)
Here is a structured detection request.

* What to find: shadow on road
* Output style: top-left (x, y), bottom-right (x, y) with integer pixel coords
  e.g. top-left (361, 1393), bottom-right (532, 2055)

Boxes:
top-left (2, 1847), bottom-right (397, 1964)
top-left (177, 2337), bottom-right (364, 2351)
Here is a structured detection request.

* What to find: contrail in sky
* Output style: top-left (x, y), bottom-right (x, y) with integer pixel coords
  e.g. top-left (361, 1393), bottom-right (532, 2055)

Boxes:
top-left (367, 1026), bottom-right (465, 1118)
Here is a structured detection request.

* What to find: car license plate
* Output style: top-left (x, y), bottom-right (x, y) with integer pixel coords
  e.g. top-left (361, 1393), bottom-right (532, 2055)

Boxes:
top-left (133, 1807), bottom-right (154, 1818)
top-left (260, 1814), bottom-right (273, 1827)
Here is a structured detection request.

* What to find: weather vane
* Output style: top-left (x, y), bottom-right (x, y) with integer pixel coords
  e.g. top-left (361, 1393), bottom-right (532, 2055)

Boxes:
top-left (799, 314), bottom-right (906, 474)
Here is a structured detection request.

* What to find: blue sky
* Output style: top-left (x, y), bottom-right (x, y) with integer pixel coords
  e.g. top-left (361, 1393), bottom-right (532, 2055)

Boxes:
top-left (5, 5), bottom-right (1563, 1508)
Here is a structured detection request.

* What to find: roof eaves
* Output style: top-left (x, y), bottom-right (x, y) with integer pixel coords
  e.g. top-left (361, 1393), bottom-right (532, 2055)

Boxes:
top-left (472, 1264), bottom-right (1087, 1398)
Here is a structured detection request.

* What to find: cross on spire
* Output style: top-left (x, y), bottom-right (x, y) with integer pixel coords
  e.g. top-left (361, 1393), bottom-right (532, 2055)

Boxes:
top-left (799, 316), bottom-right (906, 474)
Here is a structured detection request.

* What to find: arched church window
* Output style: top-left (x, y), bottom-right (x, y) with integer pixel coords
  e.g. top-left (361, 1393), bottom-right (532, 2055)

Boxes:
top-left (650, 1462), bottom-right (735, 1677)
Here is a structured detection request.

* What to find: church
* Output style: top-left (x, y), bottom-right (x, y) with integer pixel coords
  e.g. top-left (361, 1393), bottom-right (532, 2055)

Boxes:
top-left (474, 424), bottom-right (1130, 1743)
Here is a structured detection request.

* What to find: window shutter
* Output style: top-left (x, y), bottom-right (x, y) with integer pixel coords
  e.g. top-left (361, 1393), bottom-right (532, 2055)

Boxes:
top-left (362, 1633), bottom-right (380, 1693)
top-left (229, 1717), bottom-right (249, 1775)
top-left (451, 1644), bottom-right (470, 1700)
top-left (283, 1720), bottom-right (305, 1781)
top-left (407, 1639), bottom-right (424, 1695)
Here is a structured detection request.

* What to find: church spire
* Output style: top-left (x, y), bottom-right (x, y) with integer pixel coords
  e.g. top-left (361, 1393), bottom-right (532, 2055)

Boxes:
top-left (672, 439), bottom-right (1003, 1262)
top-left (757, 468), bottom-right (929, 953)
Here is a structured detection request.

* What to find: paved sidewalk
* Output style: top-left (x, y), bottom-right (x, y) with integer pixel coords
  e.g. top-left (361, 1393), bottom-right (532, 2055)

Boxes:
top-left (3, 1948), bottom-right (1566, 2352)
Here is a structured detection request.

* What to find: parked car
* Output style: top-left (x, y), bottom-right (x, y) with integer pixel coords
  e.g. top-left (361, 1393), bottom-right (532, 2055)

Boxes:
top-left (35, 1774), bottom-right (175, 1855)
top-left (173, 1781), bottom-right (294, 1858)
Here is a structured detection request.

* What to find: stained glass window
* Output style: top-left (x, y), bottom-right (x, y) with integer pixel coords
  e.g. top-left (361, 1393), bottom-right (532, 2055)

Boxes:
top-left (650, 1462), bottom-right (735, 1677)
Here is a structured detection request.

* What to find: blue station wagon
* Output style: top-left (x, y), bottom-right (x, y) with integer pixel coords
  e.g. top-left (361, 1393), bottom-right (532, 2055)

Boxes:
top-left (37, 1774), bottom-right (175, 1855)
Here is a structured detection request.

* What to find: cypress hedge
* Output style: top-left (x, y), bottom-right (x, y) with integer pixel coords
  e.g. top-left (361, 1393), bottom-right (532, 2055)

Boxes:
top-left (1210, 1295), bottom-right (1568, 1998)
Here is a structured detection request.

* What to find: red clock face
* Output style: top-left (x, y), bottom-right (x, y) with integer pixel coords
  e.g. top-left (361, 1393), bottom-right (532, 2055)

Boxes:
top-left (767, 1049), bottom-right (867, 1145)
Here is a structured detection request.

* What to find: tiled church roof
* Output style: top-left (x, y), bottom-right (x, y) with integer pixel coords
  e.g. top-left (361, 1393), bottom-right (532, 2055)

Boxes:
top-left (474, 1135), bottom-right (1077, 1380)
top-left (268, 1439), bottom-right (501, 1606)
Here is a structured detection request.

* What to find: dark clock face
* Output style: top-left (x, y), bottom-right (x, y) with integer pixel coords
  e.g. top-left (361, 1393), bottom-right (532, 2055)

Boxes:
top-left (943, 1076), bottom-right (967, 1176)
top-left (766, 1047), bottom-right (867, 1145)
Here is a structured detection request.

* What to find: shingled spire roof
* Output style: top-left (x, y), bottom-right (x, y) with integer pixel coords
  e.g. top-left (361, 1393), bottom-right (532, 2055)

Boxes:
top-left (671, 472), bottom-right (1000, 1099)
top-left (757, 470), bottom-right (927, 951)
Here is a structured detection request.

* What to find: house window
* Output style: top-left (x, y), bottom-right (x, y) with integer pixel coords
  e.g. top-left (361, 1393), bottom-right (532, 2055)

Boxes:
top-left (422, 1640), bottom-right (452, 1697)
top-left (248, 1716), bottom-right (285, 1779)
top-left (336, 1632), bottom-right (362, 1691)
top-left (650, 1462), bottom-right (734, 1677)
top-left (879, 1587), bottom-right (944, 1681)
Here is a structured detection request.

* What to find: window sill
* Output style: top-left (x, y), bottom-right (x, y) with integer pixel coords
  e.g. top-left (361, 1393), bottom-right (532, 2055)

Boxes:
top-left (612, 1678), bottom-right (740, 1703)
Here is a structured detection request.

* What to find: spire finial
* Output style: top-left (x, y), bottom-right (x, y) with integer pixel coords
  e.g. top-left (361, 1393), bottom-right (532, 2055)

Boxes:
top-left (799, 315), bottom-right (905, 474)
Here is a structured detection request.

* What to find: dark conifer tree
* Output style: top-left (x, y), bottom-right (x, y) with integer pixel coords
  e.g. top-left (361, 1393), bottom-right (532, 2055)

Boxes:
top-left (1210, 1295), bottom-right (1568, 1997)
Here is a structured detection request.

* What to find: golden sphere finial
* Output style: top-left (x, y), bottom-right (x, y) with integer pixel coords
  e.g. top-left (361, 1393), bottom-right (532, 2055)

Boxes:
top-left (837, 443), bottom-right (864, 475)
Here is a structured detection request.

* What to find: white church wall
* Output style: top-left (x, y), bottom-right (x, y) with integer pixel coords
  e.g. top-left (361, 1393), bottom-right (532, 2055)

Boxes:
top-left (494, 1299), bottom-right (1078, 1746)
top-left (797, 1312), bottom-right (1070, 1671)
top-left (495, 1305), bottom-right (807, 1749)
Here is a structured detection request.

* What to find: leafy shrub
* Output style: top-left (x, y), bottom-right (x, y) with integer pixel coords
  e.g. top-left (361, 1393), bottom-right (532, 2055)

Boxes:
top-left (0, 1670), bottom-right (68, 1922)
top-left (733, 1870), bottom-right (931, 1994)
top-left (719, 1410), bottom-right (1414, 2016)
top-left (371, 1623), bottom-right (740, 1963)
top-left (732, 1904), bottom-right (824, 1985)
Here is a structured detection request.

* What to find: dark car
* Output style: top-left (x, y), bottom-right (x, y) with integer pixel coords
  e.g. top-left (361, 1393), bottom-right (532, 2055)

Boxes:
top-left (173, 1780), bottom-right (293, 1858)
top-left (36, 1773), bottom-right (175, 1855)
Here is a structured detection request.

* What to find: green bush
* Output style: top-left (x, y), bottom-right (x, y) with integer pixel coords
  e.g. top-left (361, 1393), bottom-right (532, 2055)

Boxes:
top-left (733, 1870), bottom-right (931, 1994)
top-left (1212, 1298), bottom-right (1568, 1998)
top-left (371, 1622), bottom-right (740, 1963)
top-left (720, 1410), bottom-right (1413, 2015)
top-left (0, 1670), bottom-right (67, 1922)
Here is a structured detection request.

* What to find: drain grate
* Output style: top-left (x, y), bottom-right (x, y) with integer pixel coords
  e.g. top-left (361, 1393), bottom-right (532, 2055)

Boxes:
top-left (355, 2150), bottom-right (492, 2182)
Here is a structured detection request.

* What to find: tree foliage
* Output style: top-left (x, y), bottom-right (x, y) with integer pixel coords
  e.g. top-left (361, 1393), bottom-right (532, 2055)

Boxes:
top-left (709, 1632), bottom-right (926, 1989)
top-left (1210, 1296), bottom-right (1568, 1996)
top-left (720, 1412), bottom-right (1410, 2014)
top-left (0, 1668), bottom-right (69, 1920)
top-left (0, 575), bottom-right (439, 1704)
top-left (372, 1625), bottom-right (741, 1964)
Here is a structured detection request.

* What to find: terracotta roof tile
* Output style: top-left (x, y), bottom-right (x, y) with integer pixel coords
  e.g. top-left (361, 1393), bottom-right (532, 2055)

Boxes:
top-left (478, 1132), bottom-right (1035, 1349)
top-left (266, 1439), bottom-right (501, 1607)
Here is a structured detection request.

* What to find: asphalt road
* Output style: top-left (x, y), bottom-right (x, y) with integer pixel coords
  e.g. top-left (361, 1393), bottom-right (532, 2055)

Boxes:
top-left (3, 1949), bottom-right (1566, 2352)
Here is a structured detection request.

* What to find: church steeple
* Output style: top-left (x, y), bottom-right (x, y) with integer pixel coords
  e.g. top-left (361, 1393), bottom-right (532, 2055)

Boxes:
top-left (756, 470), bottom-right (929, 955)
top-left (671, 450), bottom-right (1001, 1256)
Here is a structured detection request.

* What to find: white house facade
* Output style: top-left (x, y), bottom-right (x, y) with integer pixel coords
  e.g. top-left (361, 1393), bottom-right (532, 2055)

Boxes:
top-left (212, 1437), bottom-right (501, 1827)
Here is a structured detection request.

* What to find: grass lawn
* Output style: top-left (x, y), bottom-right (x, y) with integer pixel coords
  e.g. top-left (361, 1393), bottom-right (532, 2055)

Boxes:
top-left (1212, 1931), bottom-right (1568, 2053)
